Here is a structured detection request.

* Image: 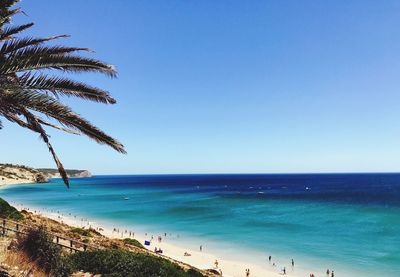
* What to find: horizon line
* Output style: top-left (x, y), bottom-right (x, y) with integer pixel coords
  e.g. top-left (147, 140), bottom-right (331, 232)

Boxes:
top-left (87, 171), bottom-right (400, 176)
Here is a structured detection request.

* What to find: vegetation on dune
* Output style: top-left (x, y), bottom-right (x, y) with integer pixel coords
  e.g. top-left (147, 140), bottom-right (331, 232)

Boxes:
top-left (69, 227), bottom-right (92, 237)
top-left (69, 249), bottom-right (205, 277)
top-left (123, 237), bottom-right (145, 249)
top-left (0, 0), bottom-right (126, 187)
top-left (0, 197), bottom-right (23, 220)
top-left (17, 226), bottom-right (73, 277)
top-left (17, 225), bottom-right (205, 277)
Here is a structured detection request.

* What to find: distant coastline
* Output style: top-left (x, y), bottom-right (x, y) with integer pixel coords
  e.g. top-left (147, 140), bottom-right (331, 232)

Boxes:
top-left (0, 163), bottom-right (91, 187)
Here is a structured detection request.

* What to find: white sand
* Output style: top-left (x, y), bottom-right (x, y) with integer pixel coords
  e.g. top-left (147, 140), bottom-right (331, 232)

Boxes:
top-left (10, 202), bottom-right (312, 277)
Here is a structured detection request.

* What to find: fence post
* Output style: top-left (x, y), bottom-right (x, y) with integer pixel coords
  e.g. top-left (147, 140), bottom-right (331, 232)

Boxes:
top-left (2, 219), bottom-right (5, 236)
top-left (70, 240), bottom-right (73, 253)
top-left (16, 223), bottom-right (19, 232)
top-left (56, 236), bottom-right (59, 244)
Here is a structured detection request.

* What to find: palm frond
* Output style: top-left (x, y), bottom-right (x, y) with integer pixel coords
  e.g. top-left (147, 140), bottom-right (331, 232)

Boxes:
top-left (3, 90), bottom-right (126, 154)
top-left (0, 53), bottom-right (117, 77)
top-left (0, 7), bottom-right (20, 25)
top-left (0, 23), bottom-right (33, 41)
top-left (9, 45), bottom-right (92, 58)
top-left (33, 115), bottom-right (81, 135)
top-left (0, 0), bottom-right (19, 11)
top-left (0, 35), bottom-right (68, 55)
top-left (0, 106), bottom-right (69, 187)
top-left (19, 73), bottom-right (116, 104)
top-left (21, 108), bottom-right (70, 187)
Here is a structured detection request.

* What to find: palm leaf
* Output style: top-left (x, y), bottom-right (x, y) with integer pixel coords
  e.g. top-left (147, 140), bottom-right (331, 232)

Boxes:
top-left (0, 106), bottom-right (69, 187)
top-left (0, 53), bottom-right (117, 77)
top-left (2, 90), bottom-right (126, 154)
top-left (0, 35), bottom-right (69, 54)
top-left (18, 73), bottom-right (116, 104)
top-left (0, 23), bottom-right (34, 40)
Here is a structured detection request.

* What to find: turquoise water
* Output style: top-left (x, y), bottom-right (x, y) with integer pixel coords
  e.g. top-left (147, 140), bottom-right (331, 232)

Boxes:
top-left (1, 174), bottom-right (400, 276)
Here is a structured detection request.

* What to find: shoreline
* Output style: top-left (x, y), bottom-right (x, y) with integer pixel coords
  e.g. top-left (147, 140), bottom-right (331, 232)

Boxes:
top-left (8, 200), bottom-right (304, 277)
top-left (0, 180), bottom-right (37, 187)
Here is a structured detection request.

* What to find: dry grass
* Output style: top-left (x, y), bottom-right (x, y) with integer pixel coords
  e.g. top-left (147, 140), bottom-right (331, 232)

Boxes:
top-left (3, 250), bottom-right (47, 277)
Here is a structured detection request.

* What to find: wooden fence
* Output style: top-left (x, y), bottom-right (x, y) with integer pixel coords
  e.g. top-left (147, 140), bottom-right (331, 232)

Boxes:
top-left (0, 217), bottom-right (99, 253)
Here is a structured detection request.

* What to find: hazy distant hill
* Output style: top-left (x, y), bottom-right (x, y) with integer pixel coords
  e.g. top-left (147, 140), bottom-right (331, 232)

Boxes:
top-left (38, 168), bottom-right (92, 178)
top-left (0, 164), bottom-right (91, 186)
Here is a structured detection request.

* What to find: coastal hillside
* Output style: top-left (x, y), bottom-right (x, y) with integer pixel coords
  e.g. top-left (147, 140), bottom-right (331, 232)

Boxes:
top-left (0, 164), bottom-right (91, 186)
top-left (0, 198), bottom-right (208, 277)
top-left (38, 168), bottom-right (92, 178)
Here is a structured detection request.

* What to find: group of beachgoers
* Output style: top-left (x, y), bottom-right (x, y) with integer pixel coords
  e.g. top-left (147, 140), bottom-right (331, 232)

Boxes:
top-left (11, 201), bottom-right (338, 277)
top-left (268, 255), bottom-right (289, 275)
top-left (12, 203), bottom-right (139, 240)
top-left (112, 228), bottom-right (136, 238)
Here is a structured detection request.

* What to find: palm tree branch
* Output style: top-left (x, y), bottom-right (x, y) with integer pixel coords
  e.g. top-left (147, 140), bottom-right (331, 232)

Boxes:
top-left (0, 35), bottom-right (69, 55)
top-left (0, 7), bottom-right (21, 27)
top-left (0, 23), bottom-right (34, 41)
top-left (0, 105), bottom-right (69, 186)
top-left (0, 53), bottom-right (117, 77)
top-left (18, 73), bottom-right (116, 104)
top-left (8, 45), bottom-right (92, 58)
top-left (34, 115), bottom-right (81, 135)
top-left (2, 90), bottom-right (126, 153)
top-left (21, 108), bottom-right (69, 187)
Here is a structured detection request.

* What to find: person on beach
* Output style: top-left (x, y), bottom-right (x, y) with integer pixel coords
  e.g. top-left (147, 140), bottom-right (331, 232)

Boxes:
top-left (200, 245), bottom-right (202, 251)
top-left (283, 267), bottom-right (286, 275)
top-left (245, 268), bottom-right (250, 277)
top-left (268, 255), bottom-right (271, 262)
top-left (326, 269), bottom-right (330, 275)
top-left (214, 260), bottom-right (219, 268)
top-left (291, 259), bottom-right (294, 267)
top-left (331, 271), bottom-right (334, 277)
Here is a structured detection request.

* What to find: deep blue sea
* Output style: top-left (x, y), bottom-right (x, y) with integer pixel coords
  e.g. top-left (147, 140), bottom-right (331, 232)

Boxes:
top-left (1, 174), bottom-right (400, 276)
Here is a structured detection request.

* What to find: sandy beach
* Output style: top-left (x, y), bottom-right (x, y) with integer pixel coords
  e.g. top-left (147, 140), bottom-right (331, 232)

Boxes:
top-left (7, 200), bottom-right (305, 277)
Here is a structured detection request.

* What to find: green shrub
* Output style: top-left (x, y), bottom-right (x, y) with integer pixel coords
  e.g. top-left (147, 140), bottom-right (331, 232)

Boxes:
top-left (82, 238), bottom-right (90, 243)
top-left (70, 227), bottom-right (92, 237)
top-left (122, 238), bottom-right (144, 249)
top-left (0, 198), bottom-right (24, 221)
top-left (51, 256), bottom-right (75, 277)
top-left (186, 269), bottom-right (205, 277)
top-left (68, 249), bottom-right (205, 277)
top-left (18, 226), bottom-right (73, 276)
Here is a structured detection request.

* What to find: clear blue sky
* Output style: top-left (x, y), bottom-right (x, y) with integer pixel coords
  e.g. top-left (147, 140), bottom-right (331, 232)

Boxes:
top-left (2, 0), bottom-right (400, 174)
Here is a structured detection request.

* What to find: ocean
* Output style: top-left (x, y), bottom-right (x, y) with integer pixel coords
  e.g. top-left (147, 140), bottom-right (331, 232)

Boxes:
top-left (1, 174), bottom-right (399, 276)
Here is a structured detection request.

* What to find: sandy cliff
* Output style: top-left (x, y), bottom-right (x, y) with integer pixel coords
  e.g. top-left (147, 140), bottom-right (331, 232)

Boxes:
top-left (0, 164), bottom-right (91, 186)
